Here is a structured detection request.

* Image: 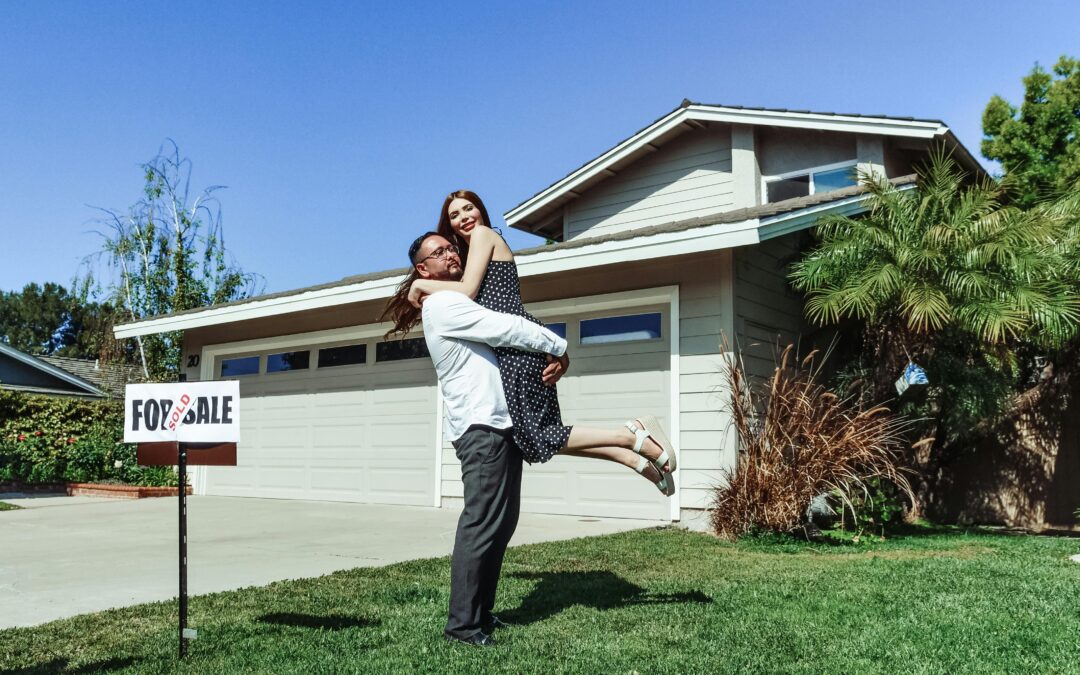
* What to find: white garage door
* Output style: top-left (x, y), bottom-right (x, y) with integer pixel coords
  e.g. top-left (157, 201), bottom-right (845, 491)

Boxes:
top-left (519, 304), bottom-right (672, 521)
top-left (203, 341), bottom-right (436, 506)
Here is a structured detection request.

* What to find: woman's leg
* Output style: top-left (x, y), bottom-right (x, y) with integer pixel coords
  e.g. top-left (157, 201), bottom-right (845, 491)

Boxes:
top-left (560, 426), bottom-right (670, 471)
top-left (558, 447), bottom-right (667, 484)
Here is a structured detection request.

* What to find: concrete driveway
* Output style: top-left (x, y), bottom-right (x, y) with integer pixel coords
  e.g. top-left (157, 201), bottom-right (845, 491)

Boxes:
top-left (0, 494), bottom-right (657, 629)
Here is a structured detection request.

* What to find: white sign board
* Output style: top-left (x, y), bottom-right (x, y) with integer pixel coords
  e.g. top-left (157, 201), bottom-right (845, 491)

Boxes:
top-left (124, 381), bottom-right (241, 443)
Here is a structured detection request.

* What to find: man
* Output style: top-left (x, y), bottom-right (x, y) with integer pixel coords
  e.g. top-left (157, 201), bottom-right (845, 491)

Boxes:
top-left (409, 232), bottom-right (569, 646)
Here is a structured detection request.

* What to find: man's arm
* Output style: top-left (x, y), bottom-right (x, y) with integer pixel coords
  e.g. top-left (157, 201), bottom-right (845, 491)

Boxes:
top-left (424, 291), bottom-right (566, 356)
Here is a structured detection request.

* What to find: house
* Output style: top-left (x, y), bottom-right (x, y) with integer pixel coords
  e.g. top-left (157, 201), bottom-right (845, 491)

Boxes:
top-left (113, 101), bottom-right (983, 526)
top-left (0, 342), bottom-right (107, 399)
top-left (38, 355), bottom-right (143, 398)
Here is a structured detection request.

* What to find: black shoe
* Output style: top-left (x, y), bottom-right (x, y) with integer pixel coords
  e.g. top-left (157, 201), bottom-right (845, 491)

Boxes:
top-left (445, 630), bottom-right (495, 647)
top-left (483, 615), bottom-right (512, 633)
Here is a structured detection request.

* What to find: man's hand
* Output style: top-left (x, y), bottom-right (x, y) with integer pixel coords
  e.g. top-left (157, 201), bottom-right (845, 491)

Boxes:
top-left (542, 353), bottom-right (570, 386)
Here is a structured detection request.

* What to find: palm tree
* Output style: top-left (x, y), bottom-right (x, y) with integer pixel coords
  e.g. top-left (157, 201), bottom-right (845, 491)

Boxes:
top-left (790, 150), bottom-right (1080, 405)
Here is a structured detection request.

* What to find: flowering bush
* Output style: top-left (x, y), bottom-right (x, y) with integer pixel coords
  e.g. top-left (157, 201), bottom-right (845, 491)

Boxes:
top-left (0, 391), bottom-right (175, 487)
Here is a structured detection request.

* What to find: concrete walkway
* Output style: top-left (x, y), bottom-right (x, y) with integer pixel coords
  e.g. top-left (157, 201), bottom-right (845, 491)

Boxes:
top-left (0, 494), bottom-right (657, 629)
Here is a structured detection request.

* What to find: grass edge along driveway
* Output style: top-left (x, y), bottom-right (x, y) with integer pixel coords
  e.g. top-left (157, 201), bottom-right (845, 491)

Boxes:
top-left (2, 526), bottom-right (1079, 674)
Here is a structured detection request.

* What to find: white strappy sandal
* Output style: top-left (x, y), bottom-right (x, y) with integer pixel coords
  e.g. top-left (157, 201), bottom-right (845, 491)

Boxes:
top-left (626, 415), bottom-right (678, 474)
top-left (626, 415), bottom-right (677, 496)
top-left (633, 455), bottom-right (675, 496)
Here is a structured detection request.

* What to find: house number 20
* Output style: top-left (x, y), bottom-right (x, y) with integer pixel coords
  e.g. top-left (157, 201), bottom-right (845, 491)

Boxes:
top-left (186, 354), bottom-right (201, 368)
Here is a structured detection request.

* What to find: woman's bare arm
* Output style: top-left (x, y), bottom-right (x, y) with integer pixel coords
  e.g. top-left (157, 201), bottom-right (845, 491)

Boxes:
top-left (408, 227), bottom-right (501, 306)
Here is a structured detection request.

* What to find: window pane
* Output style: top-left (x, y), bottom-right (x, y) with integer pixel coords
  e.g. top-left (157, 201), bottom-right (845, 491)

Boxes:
top-left (267, 350), bottom-right (310, 373)
top-left (376, 337), bottom-right (430, 362)
top-left (318, 344), bottom-right (367, 368)
top-left (547, 322), bottom-right (567, 339)
top-left (766, 175), bottom-right (810, 203)
top-left (814, 166), bottom-right (857, 193)
top-left (220, 356), bottom-right (259, 377)
top-left (580, 313), bottom-right (662, 344)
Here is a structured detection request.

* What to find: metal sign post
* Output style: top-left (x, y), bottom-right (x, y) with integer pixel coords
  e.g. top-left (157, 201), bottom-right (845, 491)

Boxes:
top-left (178, 441), bottom-right (188, 659)
top-left (126, 380), bottom-right (241, 661)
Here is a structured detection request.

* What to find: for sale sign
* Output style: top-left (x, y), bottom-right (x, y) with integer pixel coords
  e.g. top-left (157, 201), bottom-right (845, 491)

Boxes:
top-left (124, 381), bottom-right (241, 444)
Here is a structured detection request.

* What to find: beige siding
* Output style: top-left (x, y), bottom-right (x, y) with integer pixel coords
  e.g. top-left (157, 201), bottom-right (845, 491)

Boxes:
top-left (564, 126), bottom-right (734, 241)
top-left (734, 234), bottom-right (806, 383)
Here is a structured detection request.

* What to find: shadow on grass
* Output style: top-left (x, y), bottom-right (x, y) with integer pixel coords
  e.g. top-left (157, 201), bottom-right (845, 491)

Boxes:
top-left (1, 656), bottom-right (136, 675)
top-left (502, 570), bottom-right (711, 626)
top-left (255, 613), bottom-right (378, 631)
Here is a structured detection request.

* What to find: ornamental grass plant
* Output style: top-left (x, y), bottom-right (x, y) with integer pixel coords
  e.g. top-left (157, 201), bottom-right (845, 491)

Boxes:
top-left (710, 345), bottom-right (914, 539)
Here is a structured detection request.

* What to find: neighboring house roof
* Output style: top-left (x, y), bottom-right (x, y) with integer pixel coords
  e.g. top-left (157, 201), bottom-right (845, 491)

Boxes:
top-left (39, 355), bottom-right (143, 398)
top-left (0, 342), bottom-right (107, 398)
top-left (503, 100), bottom-right (983, 237)
top-left (113, 174), bottom-right (916, 339)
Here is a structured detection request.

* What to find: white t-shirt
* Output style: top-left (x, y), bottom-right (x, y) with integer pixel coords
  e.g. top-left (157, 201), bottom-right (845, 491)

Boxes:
top-left (421, 291), bottom-right (567, 442)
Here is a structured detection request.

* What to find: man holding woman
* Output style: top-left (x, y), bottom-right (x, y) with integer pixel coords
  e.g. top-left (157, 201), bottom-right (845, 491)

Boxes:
top-left (384, 191), bottom-right (678, 646)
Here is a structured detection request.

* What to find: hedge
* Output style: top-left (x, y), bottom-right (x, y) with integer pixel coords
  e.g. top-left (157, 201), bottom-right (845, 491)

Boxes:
top-left (0, 390), bottom-right (176, 487)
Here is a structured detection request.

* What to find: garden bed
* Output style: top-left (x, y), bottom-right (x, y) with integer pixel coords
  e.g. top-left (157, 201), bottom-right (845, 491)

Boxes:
top-left (65, 483), bottom-right (191, 499)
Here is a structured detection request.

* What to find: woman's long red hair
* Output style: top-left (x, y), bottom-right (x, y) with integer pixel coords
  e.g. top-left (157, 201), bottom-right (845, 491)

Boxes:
top-left (381, 191), bottom-right (493, 340)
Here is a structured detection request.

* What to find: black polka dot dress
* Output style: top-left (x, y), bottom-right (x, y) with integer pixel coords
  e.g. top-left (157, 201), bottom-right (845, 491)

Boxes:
top-left (475, 259), bottom-right (572, 464)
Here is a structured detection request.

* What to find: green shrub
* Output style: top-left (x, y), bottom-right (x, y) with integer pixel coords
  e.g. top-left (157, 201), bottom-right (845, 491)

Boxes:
top-left (0, 391), bottom-right (175, 487)
top-left (834, 476), bottom-right (909, 534)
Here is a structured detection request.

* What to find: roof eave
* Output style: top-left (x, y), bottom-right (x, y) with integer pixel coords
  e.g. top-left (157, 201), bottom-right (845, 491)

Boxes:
top-left (504, 104), bottom-right (951, 233)
top-left (0, 344), bottom-right (107, 397)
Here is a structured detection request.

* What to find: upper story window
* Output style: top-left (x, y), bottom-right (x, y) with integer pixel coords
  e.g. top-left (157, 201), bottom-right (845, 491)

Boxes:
top-left (546, 322), bottom-right (567, 339)
top-left (764, 161), bottom-right (857, 204)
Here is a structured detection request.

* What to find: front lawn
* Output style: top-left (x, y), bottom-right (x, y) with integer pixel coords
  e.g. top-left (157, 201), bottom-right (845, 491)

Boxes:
top-left (2, 526), bottom-right (1078, 673)
top-left (0, 501), bottom-right (19, 511)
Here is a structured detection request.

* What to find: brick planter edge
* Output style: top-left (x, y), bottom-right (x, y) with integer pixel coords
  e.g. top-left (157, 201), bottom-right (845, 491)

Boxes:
top-left (66, 483), bottom-right (192, 499)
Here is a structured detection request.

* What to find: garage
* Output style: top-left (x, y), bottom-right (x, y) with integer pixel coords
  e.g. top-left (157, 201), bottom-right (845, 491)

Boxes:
top-left (194, 288), bottom-right (677, 521)
top-left (200, 336), bottom-right (438, 506)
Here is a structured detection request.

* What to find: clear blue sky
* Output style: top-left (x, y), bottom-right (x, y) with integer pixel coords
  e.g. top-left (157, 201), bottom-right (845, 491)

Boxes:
top-left (2, 1), bottom-right (1078, 296)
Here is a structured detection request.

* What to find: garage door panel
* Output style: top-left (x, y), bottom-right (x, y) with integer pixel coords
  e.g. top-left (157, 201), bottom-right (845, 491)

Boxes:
top-left (257, 466), bottom-right (308, 489)
top-left (368, 467), bottom-right (433, 501)
top-left (205, 355), bottom-right (436, 506)
top-left (312, 423), bottom-right (366, 448)
top-left (573, 373), bottom-right (666, 398)
top-left (367, 421), bottom-right (433, 449)
top-left (309, 468), bottom-right (364, 492)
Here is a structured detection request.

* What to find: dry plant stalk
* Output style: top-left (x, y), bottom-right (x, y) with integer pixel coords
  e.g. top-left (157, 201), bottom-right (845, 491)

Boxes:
top-left (710, 345), bottom-right (914, 540)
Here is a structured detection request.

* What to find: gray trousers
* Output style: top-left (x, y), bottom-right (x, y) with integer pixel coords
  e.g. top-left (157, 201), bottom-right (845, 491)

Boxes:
top-left (444, 425), bottom-right (523, 639)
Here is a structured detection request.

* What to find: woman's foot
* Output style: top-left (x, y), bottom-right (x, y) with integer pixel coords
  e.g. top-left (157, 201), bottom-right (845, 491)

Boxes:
top-left (632, 456), bottom-right (674, 496)
top-left (625, 417), bottom-right (675, 473)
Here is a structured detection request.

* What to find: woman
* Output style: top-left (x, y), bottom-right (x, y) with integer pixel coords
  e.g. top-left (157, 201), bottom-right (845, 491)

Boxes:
top-left (384, 190), bottom-right (676, 495)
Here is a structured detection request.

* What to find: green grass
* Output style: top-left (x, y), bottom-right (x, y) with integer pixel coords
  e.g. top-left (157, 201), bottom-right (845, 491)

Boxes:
top-left (0, 501), bottom-right (20, 511)
top-left (2, 526), bottom-right (1079, 674)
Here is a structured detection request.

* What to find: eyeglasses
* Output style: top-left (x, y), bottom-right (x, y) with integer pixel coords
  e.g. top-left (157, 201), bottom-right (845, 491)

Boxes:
top-left (418, 244), bottom-right (460, 263)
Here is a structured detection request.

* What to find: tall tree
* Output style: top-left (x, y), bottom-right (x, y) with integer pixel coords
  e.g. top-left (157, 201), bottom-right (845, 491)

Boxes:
top-left (0, 282), bottom-right (72, 355)
top-left (0, 283), bottom-right (119, 359)
top-left (81, 141), bottom-right (260, 380)
top-left (982, 55), bottom-right (1080, 208)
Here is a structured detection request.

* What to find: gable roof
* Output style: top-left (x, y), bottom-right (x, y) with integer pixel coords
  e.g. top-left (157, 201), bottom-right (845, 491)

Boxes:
top-left (113, 174), bottom-right (915, 339)
top-left (40, 355), bottom-right (143, 398)
top-left (503, 100), bottom-right (981, 237)
top-left (0, 343), bottom-right (107, 398)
